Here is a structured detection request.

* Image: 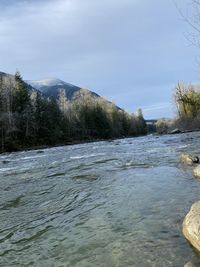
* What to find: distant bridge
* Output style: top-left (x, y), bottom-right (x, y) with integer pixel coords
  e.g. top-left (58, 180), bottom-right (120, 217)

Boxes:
top-left (145, 120), bottom-right (157, 133)
top-left (145, 120), bottom-right (157, 125)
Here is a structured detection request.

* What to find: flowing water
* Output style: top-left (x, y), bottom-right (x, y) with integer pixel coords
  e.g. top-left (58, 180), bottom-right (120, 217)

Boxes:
top-left (1, 133), bottom-right (200, 267)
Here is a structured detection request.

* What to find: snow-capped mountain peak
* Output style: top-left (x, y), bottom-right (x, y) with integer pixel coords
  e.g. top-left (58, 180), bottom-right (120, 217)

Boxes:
top-left (27, 78), bottom-right (68, 89)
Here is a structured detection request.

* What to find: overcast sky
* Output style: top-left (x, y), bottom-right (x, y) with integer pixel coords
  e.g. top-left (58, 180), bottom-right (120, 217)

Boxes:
top-left (0, 0), bottom-right (199, 119)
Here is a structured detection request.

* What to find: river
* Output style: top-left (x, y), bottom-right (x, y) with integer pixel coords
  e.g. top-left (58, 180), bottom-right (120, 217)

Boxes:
top-left (1, 132), bottom-right (200, 266)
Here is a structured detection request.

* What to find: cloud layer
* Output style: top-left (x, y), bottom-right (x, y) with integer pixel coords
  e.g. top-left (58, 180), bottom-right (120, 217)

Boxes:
top-left (0, 0), bottom-right (198, 118)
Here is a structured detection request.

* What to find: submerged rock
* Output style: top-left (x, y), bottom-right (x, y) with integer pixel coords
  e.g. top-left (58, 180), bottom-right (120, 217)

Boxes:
top-left (193, 165), bottom-right (200, 178)
top-left (2, 160), bottom-right (10, 164)
top-left (180, 154), bottom-right (199, 165)
top-left (72, 174), bottom-right (98, 181)
top-left (183, 201), bottom-right (200, 253)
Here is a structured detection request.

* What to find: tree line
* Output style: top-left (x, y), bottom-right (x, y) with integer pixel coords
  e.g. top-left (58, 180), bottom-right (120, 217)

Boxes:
top-left (173, 82), bottom-right (200, 130)
top-left (0, 72), bottom-right (147, 152)
top-left (156, 82), bottom-right (200, 134)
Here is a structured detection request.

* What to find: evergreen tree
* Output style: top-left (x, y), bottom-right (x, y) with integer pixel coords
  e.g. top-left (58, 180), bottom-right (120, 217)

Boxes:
top-left (13, 71), bottom-right (32, 144)
top-left (137, 108), bottom-right (147, 135)
top-left (13, 71), bottom-right (30, 113)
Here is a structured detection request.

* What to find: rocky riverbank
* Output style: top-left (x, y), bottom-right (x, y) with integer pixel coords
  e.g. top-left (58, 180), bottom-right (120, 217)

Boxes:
top-left (181, 153), bottom-right (200, 266)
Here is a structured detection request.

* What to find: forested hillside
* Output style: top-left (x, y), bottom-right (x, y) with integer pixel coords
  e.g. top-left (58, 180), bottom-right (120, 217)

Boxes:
top-left (0, 71), bottom-right (147, 152)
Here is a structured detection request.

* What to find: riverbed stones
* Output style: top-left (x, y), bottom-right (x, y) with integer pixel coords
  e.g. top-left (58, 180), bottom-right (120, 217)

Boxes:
top-left (180, 154), bottom-right (199, 165)
top-left (193, 165), bottom-right (200, 179)
top-left (183, 201), bottom-right (200, 253)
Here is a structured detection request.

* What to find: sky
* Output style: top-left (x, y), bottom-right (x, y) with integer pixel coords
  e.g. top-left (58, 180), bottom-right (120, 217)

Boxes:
top-left (0, 0), bottom-right (200, 119)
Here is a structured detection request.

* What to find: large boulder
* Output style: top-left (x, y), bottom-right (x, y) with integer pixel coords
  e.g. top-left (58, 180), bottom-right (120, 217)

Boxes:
top-left (193, 165), bottom-right (200, 179)
top-left (184, 262), bottom-right (195, 267)
top-left (180, 154), bottom-right (199, 165)
top-left (183, 201), bottom-right (200, 253)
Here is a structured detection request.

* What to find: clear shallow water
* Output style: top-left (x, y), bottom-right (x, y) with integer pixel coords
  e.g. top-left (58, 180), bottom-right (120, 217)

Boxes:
top-left (1, 133), bottom-right (200, 266)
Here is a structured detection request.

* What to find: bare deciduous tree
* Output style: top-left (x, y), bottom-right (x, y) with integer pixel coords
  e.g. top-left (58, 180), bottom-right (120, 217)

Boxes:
top-left (175, 0), bottom-right (200, 47)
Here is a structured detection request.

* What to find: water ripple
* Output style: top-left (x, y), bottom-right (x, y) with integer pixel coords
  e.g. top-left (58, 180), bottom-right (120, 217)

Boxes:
top-left (0, 133), bottom-right (200, 266)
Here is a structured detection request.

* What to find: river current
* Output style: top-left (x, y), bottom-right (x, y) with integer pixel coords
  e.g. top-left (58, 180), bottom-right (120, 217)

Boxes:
top-left (1, 132), bottom-right (200, 267)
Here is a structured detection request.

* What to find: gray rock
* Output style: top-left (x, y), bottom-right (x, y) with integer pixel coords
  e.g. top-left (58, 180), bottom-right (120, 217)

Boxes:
top-left (184, 261), bottom-right (196, 267)
top-left (180, 154), bottom-right (199, 165)
top-left (170, 128), bottom-right (181, 134)
top-left (183, 201), bottom-right (200, 253)
top-left (184, 261), bottom-right (197, 267)
top-left (193, 165), bottom-right (200, 178)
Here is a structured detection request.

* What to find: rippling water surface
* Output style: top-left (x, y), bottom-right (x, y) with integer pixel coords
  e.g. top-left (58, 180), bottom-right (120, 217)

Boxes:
top-left (1, 133), bottom-right (200, 266)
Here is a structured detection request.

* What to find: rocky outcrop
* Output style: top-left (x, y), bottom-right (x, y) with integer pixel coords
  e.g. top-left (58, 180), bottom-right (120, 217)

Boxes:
top-left (180, 154), bottom-right (199, 165)
top-left (183, 201), bottom-right (200, 253)
top-left (193, 165), bottom-right (200, 179)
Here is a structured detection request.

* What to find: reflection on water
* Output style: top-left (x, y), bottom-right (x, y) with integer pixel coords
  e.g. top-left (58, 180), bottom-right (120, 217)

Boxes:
top-left (1, 132), bottom-right (200, 266)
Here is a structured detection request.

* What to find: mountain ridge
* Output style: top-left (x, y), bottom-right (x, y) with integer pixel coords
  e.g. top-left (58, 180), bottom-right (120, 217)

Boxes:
top-left (26, 77), bottom-right (116, 108)
top-left (0, 71), bottom-right (119, 109)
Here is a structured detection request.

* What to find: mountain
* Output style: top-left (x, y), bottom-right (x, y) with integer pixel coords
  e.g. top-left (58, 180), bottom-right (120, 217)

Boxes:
top-left (28, 78), bottom-right (67, 89)
top-left (0, 71), bottom-right (6, 76)
top-left (27, 78), bottom-right (100, 101)
top-left (0, 71), bottom-right (16, 80)
top-left (0, 73), bottom-right (99, 102)
top-left (0, 71), bottom-right (147, 153)
top-left (0, 72), bottom-right (119, 110)
top-left (0, 72), bottom-right (37, 93)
